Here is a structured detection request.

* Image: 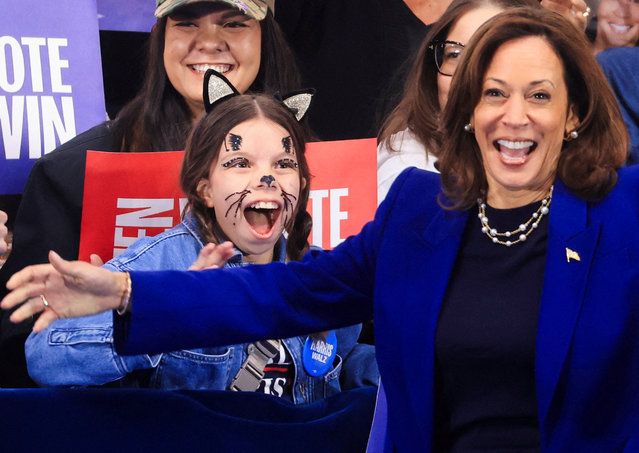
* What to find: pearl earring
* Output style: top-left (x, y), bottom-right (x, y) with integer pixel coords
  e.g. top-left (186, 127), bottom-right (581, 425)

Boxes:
top-left (564, 130), bottom-right (579, 141)
top-left (464, 123), bottom-right (474, 133)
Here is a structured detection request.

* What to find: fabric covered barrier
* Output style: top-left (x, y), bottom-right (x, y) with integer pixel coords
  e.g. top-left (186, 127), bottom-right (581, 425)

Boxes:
top-left (0, 386), bottom-right (376, 452)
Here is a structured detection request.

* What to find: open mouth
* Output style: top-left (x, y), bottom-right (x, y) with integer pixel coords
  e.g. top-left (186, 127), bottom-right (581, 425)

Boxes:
top-left (494, 139), bottom-right (537, 165)
top-left (243, 201), bottom-right (282, 236)
top-left (189, 63), bottom-right (233, 75)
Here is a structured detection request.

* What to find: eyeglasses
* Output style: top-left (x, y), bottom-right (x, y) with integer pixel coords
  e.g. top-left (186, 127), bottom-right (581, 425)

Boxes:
top-left (428, 40), bottom-right (466, 77)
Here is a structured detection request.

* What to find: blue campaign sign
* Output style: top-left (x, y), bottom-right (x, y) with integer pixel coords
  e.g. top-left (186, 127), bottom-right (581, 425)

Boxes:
top-left (0, 0), bottom-right (106, 195)
top-left (97, 0), bottom-right (156, 32)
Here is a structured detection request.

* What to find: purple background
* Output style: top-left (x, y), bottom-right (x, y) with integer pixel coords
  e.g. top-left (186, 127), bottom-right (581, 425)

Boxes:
top-left (97, 0), bottom-right (156, 32)
top-left (1, 0), bottom-right (106, 195)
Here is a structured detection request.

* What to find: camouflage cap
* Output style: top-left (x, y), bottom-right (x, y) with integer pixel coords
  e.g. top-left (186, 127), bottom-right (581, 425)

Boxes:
top-left (155, 0), bottom-right (274, 20)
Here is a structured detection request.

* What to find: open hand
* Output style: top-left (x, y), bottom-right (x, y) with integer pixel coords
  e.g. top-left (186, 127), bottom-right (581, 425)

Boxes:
top-left (188, 241), bottom-right (235, 271)
top-left (1, 251), bottom-right (125, 332)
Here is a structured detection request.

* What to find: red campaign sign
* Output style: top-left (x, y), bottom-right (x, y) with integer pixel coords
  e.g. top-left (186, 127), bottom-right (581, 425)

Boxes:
top-left (79, 138), bottom-right (377, 262)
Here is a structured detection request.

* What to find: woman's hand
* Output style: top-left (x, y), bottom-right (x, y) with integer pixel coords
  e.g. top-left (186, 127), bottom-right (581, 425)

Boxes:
top-left (1, 251), bottom-right (126, 332)
top-left (0, 210), bottom-right (8, 255)
top-left (541, 0), bottom-right (590, 31)
top-left (188, 241), bottom-right (235, 270)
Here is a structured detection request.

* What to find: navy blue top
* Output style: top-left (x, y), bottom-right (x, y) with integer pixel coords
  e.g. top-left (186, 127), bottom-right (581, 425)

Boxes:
top-left (435, 200), bottom-right (548, 452)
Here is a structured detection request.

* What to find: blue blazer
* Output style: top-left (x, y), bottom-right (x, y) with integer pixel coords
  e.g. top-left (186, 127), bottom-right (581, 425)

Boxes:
top-left (120, 167), bottom-right (639, 452)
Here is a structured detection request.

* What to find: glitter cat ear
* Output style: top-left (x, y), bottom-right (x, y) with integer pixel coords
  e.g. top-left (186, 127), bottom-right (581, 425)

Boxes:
top-left (279, 89), bottom-right (315, 122)
top-left (203, 69), bottom-right (240, 114)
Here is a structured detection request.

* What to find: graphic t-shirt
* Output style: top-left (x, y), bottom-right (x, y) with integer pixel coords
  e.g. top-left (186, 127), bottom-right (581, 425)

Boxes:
top-left (257, 341), bottom-right (294, 401)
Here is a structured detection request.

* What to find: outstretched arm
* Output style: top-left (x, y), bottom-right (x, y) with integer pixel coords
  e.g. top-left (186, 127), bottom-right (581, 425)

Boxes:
top-left (1, 250), bottom-right (125, 331)
top-left (2, 241), bottom-right (237, 332)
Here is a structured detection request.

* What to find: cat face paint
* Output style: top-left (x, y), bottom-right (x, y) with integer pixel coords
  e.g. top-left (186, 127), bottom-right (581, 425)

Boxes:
top-left (282, 136), bottom-right (294, 154)
top-left (224, 133), bottom-right (243, 152)
top-left (260, 175), bottom-right (275, 186)
top-left (199, 117), bottom-right (304, 264)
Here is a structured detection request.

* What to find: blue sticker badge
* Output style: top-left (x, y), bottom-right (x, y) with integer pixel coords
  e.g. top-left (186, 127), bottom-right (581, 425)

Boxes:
top-left (303, 331), bottom-right (337, 377)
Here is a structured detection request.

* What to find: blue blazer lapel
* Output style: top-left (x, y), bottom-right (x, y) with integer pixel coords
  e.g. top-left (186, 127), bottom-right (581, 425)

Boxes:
top-left (399, 207), bottom-right (468, 445)
top-left (536, 180), bottom-right (602, 430)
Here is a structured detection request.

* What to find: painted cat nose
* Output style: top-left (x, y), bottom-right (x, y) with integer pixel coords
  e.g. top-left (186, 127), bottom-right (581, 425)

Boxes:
top-left (260, 175), bottom-right (276, 187)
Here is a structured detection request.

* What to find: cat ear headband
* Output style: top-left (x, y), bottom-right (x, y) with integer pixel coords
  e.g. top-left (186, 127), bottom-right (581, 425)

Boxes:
top-left (203, 68), bottom-right (314, 122)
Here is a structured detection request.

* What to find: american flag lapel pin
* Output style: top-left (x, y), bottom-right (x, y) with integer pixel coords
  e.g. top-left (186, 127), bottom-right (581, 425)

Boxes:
top-left (566, 248), bottom-right (581, 263)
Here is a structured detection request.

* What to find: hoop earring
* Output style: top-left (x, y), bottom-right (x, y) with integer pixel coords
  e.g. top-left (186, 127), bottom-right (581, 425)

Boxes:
top-left (464, 123), bottom-right (474, 133)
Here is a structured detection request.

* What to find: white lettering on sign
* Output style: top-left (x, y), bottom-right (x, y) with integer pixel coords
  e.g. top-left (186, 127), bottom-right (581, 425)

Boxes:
top-left (329, 188), bottom-right (348, 248)
top-left (0, 36), bottom-right (71, 93)
top-left (112, 198), bottom-right (186, 258)
top-left (308, 188), bottom-right (349, 248)
top-left (47, 38), bottom-right (72, 94)
top-left (20, 37), bottom-right (46, 92)
top-left (308, 189), bottom-right (328, 248)
top-left (0, 95), bottom-right (76, 159)
top-left (0, 36), bottom-right (75, 160)
top-left (0, 36), bottom-right (25, 92)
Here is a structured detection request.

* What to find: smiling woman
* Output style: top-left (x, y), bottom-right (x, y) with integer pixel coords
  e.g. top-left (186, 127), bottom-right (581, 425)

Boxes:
top-left (438, 7), bottom-right (627, 208)
top-left (376, 0), bottom-right (595, 204)
top-left (162, 3), bottom-right (263, 116)
top-left (470, 36), bottom-right (579, 207)
top-left (591, 0), bottom-right (639, 53)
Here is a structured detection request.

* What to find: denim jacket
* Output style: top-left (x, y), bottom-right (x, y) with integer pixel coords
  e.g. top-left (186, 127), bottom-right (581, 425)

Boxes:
top-left (25, 213), bottom-right (378, 403)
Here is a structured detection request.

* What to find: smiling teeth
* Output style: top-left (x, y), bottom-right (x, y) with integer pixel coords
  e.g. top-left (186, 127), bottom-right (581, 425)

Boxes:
top-left (497, 139), bottom-right (534, 149)
top-left (191, 64), bottom-right (231, 74)
top-left (610, 23), bottom-right (630, 32)
top-left (249, 201), bottom-right (278, 210)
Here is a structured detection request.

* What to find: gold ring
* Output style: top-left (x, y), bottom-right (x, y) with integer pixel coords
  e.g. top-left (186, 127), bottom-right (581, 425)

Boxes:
top-left (40, 294), bottom-right (49, 308)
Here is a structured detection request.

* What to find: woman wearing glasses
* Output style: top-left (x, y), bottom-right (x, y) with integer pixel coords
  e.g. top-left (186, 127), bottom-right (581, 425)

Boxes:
top-left (376, 0), bottom-right (591, 202)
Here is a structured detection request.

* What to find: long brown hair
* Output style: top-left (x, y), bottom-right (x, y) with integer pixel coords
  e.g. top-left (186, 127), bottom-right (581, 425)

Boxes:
top-left (112, 9), bottom-right (301, 153)
top-left (438, 7), bottom-right (628, 210)
top-left (180, 94), bottom-right (312, 261)
top-left (378, 0), bottom-right (540, 155)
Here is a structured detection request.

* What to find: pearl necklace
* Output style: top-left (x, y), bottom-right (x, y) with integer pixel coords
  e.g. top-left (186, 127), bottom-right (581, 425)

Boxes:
top-left (476, 186), bottom-right (553, 246)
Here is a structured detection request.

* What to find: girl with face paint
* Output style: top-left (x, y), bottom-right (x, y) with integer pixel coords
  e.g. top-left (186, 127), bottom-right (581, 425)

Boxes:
top-left (0, 0), bottom-right (302, 388)
top-left (22, 94), bottom-right (379, 401)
